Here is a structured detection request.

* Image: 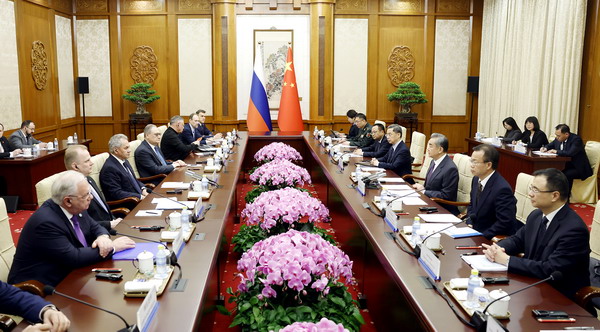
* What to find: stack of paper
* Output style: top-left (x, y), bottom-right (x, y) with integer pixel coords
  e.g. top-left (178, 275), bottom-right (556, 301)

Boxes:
top-left (461, 255), bottom-right (508, 272)
top-left (155, 200), bottom-right (195, 210)
top-left (378, 177), bottom-right (406, 183)
top-left (418, 214), bottom-right (462, 223)
top-left (444, 227), bottom-right (482, 238)
top-left (532, 151), bottom-right (557, 157)
top-left (161, 182), bottom-right (190, 189)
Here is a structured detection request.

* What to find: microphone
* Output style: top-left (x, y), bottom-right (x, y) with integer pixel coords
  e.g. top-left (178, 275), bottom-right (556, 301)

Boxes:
top-left (185, 170), bottom-right (219, 187)
top-left (413, 218), bottom-right (466, 258)
top-left (43, 285), bottom-right (137, 332)
top-left (380, 188), bottom-right (426, 217)
top-left (146, 188), bottom-right (191, 209)
top-left (470, 271), bottom-right (564, 331)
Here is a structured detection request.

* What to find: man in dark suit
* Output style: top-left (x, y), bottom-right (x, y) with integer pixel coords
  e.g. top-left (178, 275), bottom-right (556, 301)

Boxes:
top-left (370, 124), bottom-right (413, 183)
top-left (8, 171), bottom-right (135, 286)
top-left (483, 168), bottom-right (590, 299)
top-left (354, 123), bottom-right (390, 158)
top-left (161, 116), bottom-right (200, 161)
top-left (336, 109), bottom-right (358, 139)
top-left (0, 122), bottom-right (22, 158)
top-left (100, 134), bottom-right (148, 201)
top-left (196, 109), bottom-right (223, 141)
top-left (467, 144), bottom-right (520, 239)
top-left (541, 124), bottom-right (593, 190)
top-left (344, 113), bottom-right (373, 148)
top-left (65, 145), bottom-right (121, 231)
top-left (8, 120), bottom-right (47, 149)
top-left (179, 112), bottom-right (204, 145)
top-left (136, 124), bottom-right (185, 181)
top-left (412, 133), bottom-right (459, 215)
top-left (0, 280), bottom-right (70, 331)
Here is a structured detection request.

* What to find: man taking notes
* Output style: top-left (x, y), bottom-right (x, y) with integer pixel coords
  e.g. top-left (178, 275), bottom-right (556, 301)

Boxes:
top-left (9, 120), bottom-right (47, 149)
top-left (483, 168), bottom-right (590, 299)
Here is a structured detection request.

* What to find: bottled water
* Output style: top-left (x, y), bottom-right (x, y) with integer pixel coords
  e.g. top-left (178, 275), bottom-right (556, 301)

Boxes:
top-left (181, 209), bottom-right (191, 232)
top-left (73, 132), bottom-right (78, 141)
top-left (465, 269), bottom-right (481, 308)
top-left (201, 175), bottom-right (209, 192)
top-left (54, 138), bottom-right (58, 150)
top-left (155, 245), bottom-right (170, 279)
top-left (411, 217), bottom-right (421, 245)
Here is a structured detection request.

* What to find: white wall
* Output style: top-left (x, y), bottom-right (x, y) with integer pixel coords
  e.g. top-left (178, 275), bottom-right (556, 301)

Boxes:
top-left (0, 0), bottom-right (22, 129)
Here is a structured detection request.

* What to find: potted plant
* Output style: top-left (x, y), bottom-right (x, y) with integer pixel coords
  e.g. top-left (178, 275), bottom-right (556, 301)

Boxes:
top-left (122, 83), bottom-right (160, 114)
top-left (386, 81), bottom-right (427, 113)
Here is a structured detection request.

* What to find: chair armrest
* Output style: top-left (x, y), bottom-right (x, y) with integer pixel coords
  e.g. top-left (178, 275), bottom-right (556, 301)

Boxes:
top-left (430, 197), bottom-right (470, 207)
top-left (491, 235), bottom-right (509, 243)
top-left (13, 280), bottom-right (45, 297)
top-left (402, 174), bottom-right (426, 181)
top-left (575, 286), bottom-right (600, 316)
top-left (144, 183), bottom-right (156, 189)
top-left (110, 207), bottom-right (130, 218)
top-left (412, 163), bottom-right (423, 168)
top-left (0, 315), bottom-right (17, 331)
top-left (138, 174), bottom-right (167, 184)
top-left (107, 197), bottom-right (140, 211)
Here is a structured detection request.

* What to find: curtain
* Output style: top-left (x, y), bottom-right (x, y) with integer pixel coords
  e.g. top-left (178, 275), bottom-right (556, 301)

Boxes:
top-left (478, 0), bottom-right (587, 138)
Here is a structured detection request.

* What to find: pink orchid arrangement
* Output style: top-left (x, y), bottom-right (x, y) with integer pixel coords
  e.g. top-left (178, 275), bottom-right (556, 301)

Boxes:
top-left (254, 142), bottom-right (303, 163)
top-left (236, 230), bottom-right (354, 297)
top-left (241, 188), bottom-right (329, 230)
top-left (279, 318), bottom-right (349, 332)
top-left (249, 159), bottom-right (311, 188)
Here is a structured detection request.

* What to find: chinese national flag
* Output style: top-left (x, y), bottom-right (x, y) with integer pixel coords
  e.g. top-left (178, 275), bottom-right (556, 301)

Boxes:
top-left (278, 47), bottom-right (303, 131)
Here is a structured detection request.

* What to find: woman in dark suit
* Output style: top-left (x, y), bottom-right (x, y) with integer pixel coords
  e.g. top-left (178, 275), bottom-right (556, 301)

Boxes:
top-left (513, 116), bottom-right (548, 150)
top-left (501, 117), bottom-right (522, 143)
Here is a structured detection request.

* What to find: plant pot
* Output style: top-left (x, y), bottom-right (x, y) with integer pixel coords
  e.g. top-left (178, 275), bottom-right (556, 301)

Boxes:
top-left (136, 104), bottom-right (148, 114)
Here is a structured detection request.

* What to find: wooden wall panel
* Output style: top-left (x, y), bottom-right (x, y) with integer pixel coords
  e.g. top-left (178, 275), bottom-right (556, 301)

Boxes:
top-left (431, 121), bottom-right (469, 153)
top-left (579, 0), bottom-right (600, 142)
top-left (119, 15), bottom-right (169, 121)
top-left (16, 0), bottom-right (57, 130)
top-left (85, 121), bottom-right (117, 154)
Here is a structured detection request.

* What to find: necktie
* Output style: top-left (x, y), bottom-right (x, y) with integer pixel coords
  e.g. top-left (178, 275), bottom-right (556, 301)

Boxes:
top-left (424, 162), bottom-right (436, 186)
top-left (123, 161), bottom-right (142, 194)
top-left (477, 181), bottom-right (483, 201)
top-left (89, 183), bottom-right (109, 213)
top-left (71, 215), bottom-right (88, 247)
top-left (191, 125), bottom-right (195, 140)
top-left (0, 141), bottom-right (4, 153)
top-left (154, 146), bottom-right (167, 166)
top-left (560, 142), bottom-right (564, 151)
top-left (533, 216), bottom-right (550, 258)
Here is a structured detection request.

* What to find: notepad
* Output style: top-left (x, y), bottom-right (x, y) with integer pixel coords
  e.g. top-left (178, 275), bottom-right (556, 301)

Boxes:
top-left (378, 177), bottom-right (406, 183)
top-left (381, 184), bottom-right (412, 190)
top-left (161, 182), bottom-right (190, 189)
top-left (418, 214), bottom-right (462, 223)
top-left (461, 255), bottom-right (508, 272)
top-left (135, 210), bottom-right (163, 217)
top-left (444, 227), bottom-right (482, 238)
top-left (155, 200), bottom-right (195, 210)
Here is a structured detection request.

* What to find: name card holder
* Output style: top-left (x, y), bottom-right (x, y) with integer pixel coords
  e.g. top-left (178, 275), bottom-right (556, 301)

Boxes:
top-left (356, 178), bottom-right (366, 196)
top-left (137, 285), bottom-right (159, 332)
top-left (383, 207), bottom-right (398, 232)
top-left (418, 246), bottom-right (441, 281)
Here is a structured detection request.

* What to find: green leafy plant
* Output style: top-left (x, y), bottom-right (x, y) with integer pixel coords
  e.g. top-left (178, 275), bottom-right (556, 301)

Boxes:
top-left (122, 83), bottom-right (160, 114)
top-left (386, 81), bottom-right (428, 113)
top-left (232, 222), bottom-right (335, 253)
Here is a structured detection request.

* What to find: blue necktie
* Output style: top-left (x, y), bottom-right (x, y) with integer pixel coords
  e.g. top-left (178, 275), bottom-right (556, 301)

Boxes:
top-left (154, 146), bottom-right (167, 166)
top-left (123, 161), bottom-right (142, 194)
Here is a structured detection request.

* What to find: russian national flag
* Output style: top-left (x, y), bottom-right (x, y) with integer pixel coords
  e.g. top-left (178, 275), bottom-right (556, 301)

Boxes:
top-left (247, 46), bottom-right (272, 131)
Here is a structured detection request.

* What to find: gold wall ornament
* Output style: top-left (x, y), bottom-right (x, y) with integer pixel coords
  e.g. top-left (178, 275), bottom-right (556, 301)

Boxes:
top-left (179, 0), bottom-right (211, 11)
top-left (336, 0), bottom-right (367, 11)
top-left (387, 46), bottom-right (415, 87)
top-left (31, 41), bottom-right (49, 90)
top-left (130, 46), bottom-right (158, 85)
top-left (75, 0), bottom-right (108, 13)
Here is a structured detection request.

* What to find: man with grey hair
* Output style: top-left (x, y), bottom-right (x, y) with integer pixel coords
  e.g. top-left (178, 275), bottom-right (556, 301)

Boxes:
top-left (371, 124), bottom-right (413, 182)
top-left (8, 170), bottom-right (135, 286)
top-left (161, 115), bottom-right (200, 161)
top-left (135, 124), bottom-right (185, 184)
top-left (412, 133), bottom-right (459, 215)
top-left (100, 134), bottom-right (148, 201)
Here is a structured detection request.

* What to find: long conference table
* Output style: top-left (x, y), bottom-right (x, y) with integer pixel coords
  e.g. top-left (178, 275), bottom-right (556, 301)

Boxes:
top-left (17, 132), bottom-right (599, 331)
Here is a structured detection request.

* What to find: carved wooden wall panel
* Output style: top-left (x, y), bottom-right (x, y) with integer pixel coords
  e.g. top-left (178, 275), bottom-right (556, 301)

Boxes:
top-left (53, 0), bottom-right (72, 13)
top-left (335, 0), bottom-right (367, 12)
top-left (436, 0), bottom-right (470, 13)
top-left (130, 45), bottom-right (158, 84)
top-left (178, 0), bottom-right (211, 12)
top-left (31, 41), bottom-right (48, 90)
top-left (383, 0), bottom-right (422, 12)
top-left (387, 46), bottom-right (415, 87)
top-left (75, 0), bottom-right (108, 13)
top-left (121, 0), bottom-right (164, 12)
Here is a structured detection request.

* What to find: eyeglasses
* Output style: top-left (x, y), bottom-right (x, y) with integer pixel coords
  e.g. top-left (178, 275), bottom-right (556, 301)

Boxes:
top-left (469, 159), bottom-right (487, 165)
top-left (528, 185), bottom-right (554, 194)
top-left (68, 192), bottom-right (92, 199)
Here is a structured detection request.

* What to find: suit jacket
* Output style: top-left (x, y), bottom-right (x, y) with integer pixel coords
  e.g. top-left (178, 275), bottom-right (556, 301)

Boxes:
top-left (161, 127), bottom-right (195, 161)
top-left (179, 123), bottom-right (205, 145)
top-left (467, 171), bottom-right (520, 239)
top-left (86, 176), bottom-right (114, 231)
top-left (135, 140), bottom-right (174, 179)
top-left (347, 124), bottom-right (359, 139)
top-left (0, 280), bottom-right (50, 323)
top-left (377, 141), bottom-right (413, 182)
top-left (8, 130), bottom-right (41, 149)
top-left (424, 155), bottom-right (459, 215)
top-left (499, 205), bottom-right (590, 298)
top-left (518, 130), bottom-right (548, 150)
top-left (348, 123), bottom-right (374, 148)
top-left (100, 155), bottom-right (144, 201)
top-left (0, 137), bottom-right (13, 158)
top-left (545, 133), bottom-right (593, 180)
top-left (502, 129), bottom-right (522, 143)
top-left (197, 123), bottom-right (213, 137)
top-left (362, 136), bottom-right (391, 158)
top-left (8, 200), bottom-right (110, 286)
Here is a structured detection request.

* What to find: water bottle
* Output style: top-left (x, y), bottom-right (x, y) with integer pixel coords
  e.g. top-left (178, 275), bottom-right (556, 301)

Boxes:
top-left (32, 144), bottom-right (39, 154)
top-left (411, 217), bottom-right (421, 245)
top-left (201, 175), bottom-right (209, 192)
top-left (465, 269), bottom-right (481, 308)
top-left (181, 209), bottom-right (191, 232)
top-left (73, 132), bottom-right (78, 141)
top-left (155, 245), bottom-right (170, 279)
top-left (54, 138), bottom-right (58, 150)
top-left (313, 127), bottom-right (319, 138)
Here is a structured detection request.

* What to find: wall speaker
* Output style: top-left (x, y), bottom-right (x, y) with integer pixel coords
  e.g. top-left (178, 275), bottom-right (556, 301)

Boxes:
top-left (77, 77), bottom-right (89, 94)
top-left (467, 76), bottom-right (479, 94)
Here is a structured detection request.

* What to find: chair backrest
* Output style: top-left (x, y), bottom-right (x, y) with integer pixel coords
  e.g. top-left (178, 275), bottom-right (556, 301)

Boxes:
top-left (591, 200), bottom-right (600, 261)
top-left (0, 198), bottom-right (15, 282)
top-left (90, 152), bottom-right (110, 194)
top-left (158, 125), bottom-right (167, 136)
top-left (399, 126), bottom-right (407, 142)
top-left (136, 132), bottom-right (144, 141)
top-left (514, 172), bottom-right (535, 224)
top-left (410, 131), bottom-right (426, 165)
top-left (417, 155), bottom-right (433, 179)
top-left (35, 171), bottom-right (69, 206)
top-left (453, 153), bottom-right (473, 204)
top-left (586, 141), bottom-right (600, 178)
top-left (128, 140), bottom-right (143, 178)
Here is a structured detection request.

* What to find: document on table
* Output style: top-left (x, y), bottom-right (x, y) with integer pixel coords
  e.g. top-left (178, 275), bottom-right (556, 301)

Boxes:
top-left (443, 227), bottom-right (483, 238)
top-left (151, 197), bottom-right (178, 204)
top-left (402, 223), bottom-right (453, 234)
top-left (155, 200), bottom-right (195, 210)
top-left (161, 182), bottom-right (190, 189)
top-left (401, 197), bottom-right (427, 205)
top-left (418, 213), bottom-right (462, 223)
top-left (388, 190), bottom-right (420, 197)
top-left (378, 177), bottom-right (406, 183)
top-left (135, 210), bottom-right (163, 217)
top-left (532, 151), bottom-right (557, 157)
top-left (461, 255), bottom-right (508, 272)
top-left (360, 167), bottom-right (385, 172)
top-left (381, 184), bottom-right (412, 190)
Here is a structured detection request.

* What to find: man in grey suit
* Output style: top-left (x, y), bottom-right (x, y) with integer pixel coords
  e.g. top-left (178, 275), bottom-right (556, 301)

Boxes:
top-left (65, 145), bottom-right (121, 231)
top-left (9, 120), bottom-right (47, 149)
top-left (412, 133), bottom-right (459, 215)
top-left (135, 124), bottom-right (185, 182)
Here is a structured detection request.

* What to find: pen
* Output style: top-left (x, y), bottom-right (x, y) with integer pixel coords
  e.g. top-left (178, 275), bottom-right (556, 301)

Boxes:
top-left (455, 246), bottom-right (482, 250)
top-left (537, 318), bottom-right (576, 323)
top-left (460, 252), bottom-right (478, 256)
top-left (396, 212), bottom-right (410, 215)
top-left (145, 211), bottom-right (159, 215)
top-left (564, 327), bottom-right (594, 330)
top-left (91, 268), bottom-right (122, 273)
